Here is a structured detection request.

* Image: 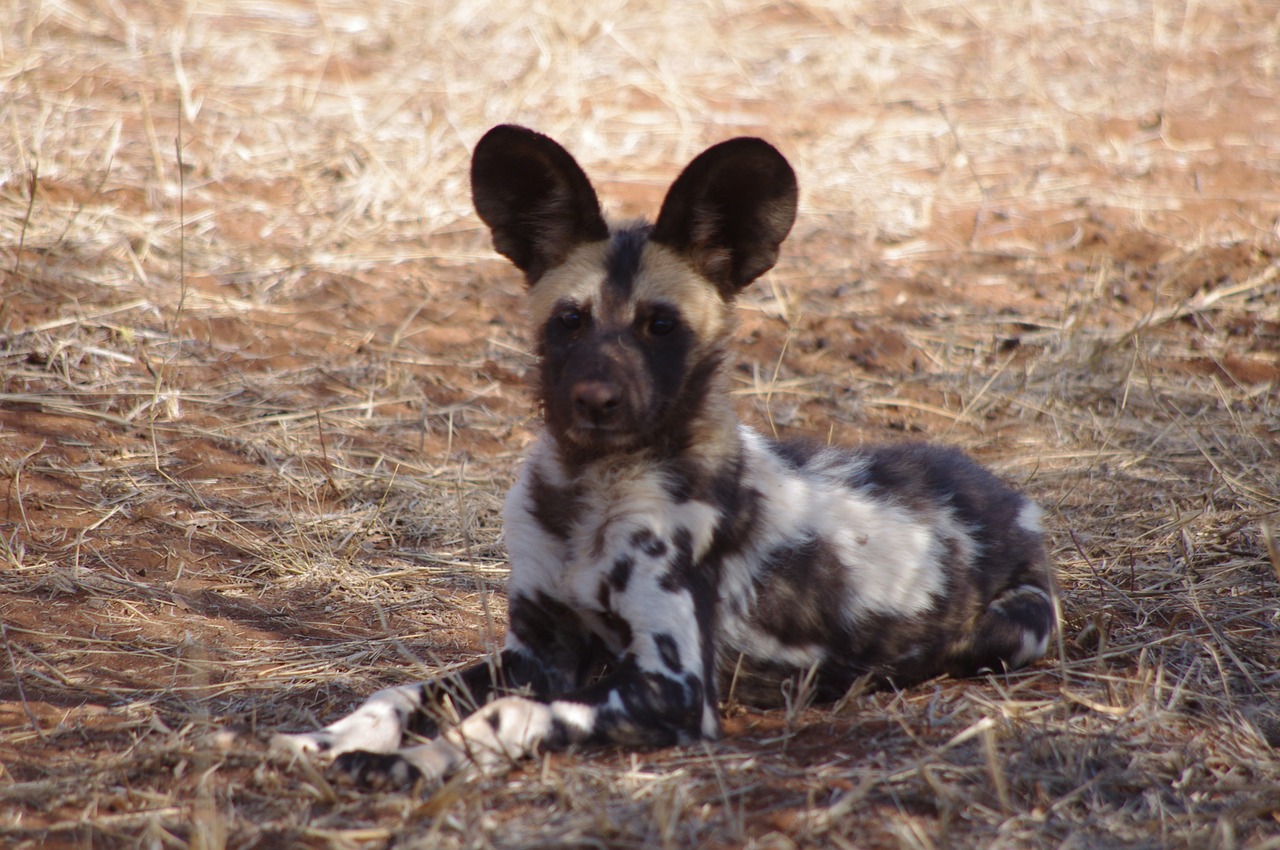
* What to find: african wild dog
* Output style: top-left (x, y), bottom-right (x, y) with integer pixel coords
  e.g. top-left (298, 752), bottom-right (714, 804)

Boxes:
top-left (275, 125), bottom-right (1057, 789)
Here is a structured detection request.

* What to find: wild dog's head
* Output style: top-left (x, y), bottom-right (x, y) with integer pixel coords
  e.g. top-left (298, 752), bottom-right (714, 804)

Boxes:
top-left (471, 125), bottom-right (797, 461)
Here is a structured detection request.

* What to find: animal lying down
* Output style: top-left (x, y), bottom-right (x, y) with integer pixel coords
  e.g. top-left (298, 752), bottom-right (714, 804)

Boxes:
top-left (274, 125), bottom-right (1057, 790)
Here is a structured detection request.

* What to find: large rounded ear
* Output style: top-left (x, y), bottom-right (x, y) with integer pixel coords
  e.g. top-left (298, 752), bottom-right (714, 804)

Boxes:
top-left (471, 125), bottom-right (610, 285)
top-left (651, 138), bottom-right (797, 298)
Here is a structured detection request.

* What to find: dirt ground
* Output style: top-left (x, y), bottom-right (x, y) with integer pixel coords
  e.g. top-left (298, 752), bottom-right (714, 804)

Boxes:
top-left (2, 1), bottom-right (1279, 848)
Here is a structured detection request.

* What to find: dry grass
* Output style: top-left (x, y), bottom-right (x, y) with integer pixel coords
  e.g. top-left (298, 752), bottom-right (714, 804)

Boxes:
top-left (2, 0), bottom-right (1279, 847)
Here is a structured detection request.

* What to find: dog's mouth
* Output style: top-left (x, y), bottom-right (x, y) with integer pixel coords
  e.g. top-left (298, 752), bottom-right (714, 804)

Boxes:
top-left (562, 421), bottom-right (639, 449)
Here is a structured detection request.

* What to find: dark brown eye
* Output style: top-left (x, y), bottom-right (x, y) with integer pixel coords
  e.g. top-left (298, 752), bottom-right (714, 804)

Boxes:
top-left (648, 315), bottom-right (676, 336)
top-left (560, 310), bottom-right (583, 330)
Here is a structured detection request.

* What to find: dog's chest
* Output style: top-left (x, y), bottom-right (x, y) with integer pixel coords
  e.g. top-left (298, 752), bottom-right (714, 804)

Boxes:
top-left (566, 466), bottom-right (714, 597)
top-left (507, 452), bottom-right (721, 652)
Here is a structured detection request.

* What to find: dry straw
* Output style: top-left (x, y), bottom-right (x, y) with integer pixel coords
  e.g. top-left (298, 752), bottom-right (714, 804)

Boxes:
top-left (2, 0), bottom-right (1278, 847)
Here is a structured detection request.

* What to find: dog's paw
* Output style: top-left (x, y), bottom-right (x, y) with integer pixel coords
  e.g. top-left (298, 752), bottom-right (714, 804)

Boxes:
top-left (332, 750), bottom-right (425, 791)
top-left (270, 730), bottom-right (338, 759)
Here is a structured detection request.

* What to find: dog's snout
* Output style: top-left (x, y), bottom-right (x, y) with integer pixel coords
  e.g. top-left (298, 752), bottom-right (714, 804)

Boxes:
top-left (572, 380), bottom-right (621, 423)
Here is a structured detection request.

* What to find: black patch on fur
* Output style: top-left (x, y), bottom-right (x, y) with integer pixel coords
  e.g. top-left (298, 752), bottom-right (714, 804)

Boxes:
top-left (657, 527), bottom-right (695, 592)
top-left (766, 438), bottom-right (821, 470)
top-left (661, 470), bottom-right (694, 503)
top-left (527, 468), bottom-right (575, 541)
top-left (333, 750), bottom-right (424, 791)
top-left (608, 554), bottom-right (634, 591)
top-left (948, 585), bottom-right (1054, 676)
top-left (540, 717), bottom-right (574, 752)
top-left (684, 565), bottom-right (722, 725)
top-left (996, 587), bottom-right (1054, 638)
top-left (750, 536), bottom-right (850, 648)
top-left (603, 225), bottom-right (651, 301)
top-left (705, 458), bottom-right (762, 565)
top-left (593, 580), bottom-right (635, 650)
top-left (600, 610), bottom-right (634, 652)
top-left (630, 527), bottom-right (669, 559)
top-left (653, 633), bottom-right (684, 673)
top-left (508, 592), bottom-right (612, 692)
top-left (570, 655), bottom-right (702, 746)
top-left (648, 347), bottom-right (723, 456)
top-left (508, 592), bottom-right (580, 654)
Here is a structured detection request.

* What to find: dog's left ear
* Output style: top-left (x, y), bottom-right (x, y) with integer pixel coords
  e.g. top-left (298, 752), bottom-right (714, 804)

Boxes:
top-left (651, 138), bottom-right (797, 298)
top-left (471, 125), bottom-right (610, 286)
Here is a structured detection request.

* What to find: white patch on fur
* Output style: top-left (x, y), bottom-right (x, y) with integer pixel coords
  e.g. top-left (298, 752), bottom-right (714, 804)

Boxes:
top-left (674, 501), bottom-right (721, 562)
top-left (452, 697), bottom-right (554, 766)
top-left (549, 700), bottom-right (598, 738)
top-left (1010, 628), bottom-right (1051, 669)
top-left (700, 701), bottom-right (720, 740)
top-left (396, 696), bottom-right (566, 782)
top-left (736, 427), bottom-right (948, 620)
top-left (396, 738), bottom-right (466, 783)
top-left (605, 689), bottom-right (628, 716)
top-left (621, 585), bottom-right (696, 651)
top-left (273, 683), bottom-right (422, 758)
top-left (1016, 500), bottom-right (1044, 535)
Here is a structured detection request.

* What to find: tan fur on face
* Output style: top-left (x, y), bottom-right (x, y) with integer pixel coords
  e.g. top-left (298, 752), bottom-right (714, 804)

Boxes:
top-left (527, 240), bottom-right (612, 328)
top-left (527, 237), bottom-right (730, 348)
top-left (632, 243), bottom-right (730, 345)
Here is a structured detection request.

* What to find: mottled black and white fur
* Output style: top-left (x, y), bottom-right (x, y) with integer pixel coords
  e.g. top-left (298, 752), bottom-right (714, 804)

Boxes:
top-left (275, 125), bottom-right (1056, 789)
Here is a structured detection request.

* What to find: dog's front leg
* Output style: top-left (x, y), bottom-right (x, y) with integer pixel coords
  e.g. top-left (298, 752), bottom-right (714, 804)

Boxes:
top-left (317, 576), bottom-right (718, 790)
top-left (343, 694), bottom-right (585, 788)
top-left (272, 646), bottom-right (552, 760)
top-left (366, 560), bottom-right (721, 789)
top-left (355, 655), bottom-right (711, 790)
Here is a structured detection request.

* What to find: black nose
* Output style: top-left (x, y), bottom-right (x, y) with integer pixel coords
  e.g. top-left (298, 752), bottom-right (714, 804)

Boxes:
top-left (572, 380), bottom-right (621, 424)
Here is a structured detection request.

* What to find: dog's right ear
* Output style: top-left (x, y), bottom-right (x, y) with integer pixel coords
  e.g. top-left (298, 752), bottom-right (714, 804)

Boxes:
top-left (471, 125), bottom-right (609, 285)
